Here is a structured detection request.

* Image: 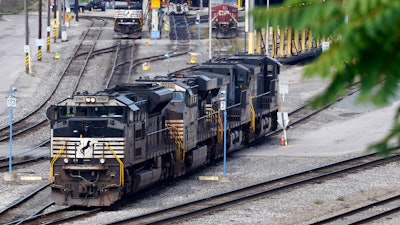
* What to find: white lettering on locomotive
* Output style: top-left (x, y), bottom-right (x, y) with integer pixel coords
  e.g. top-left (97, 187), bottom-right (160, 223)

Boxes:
top-left (218, 10), bottom-right (231, 16)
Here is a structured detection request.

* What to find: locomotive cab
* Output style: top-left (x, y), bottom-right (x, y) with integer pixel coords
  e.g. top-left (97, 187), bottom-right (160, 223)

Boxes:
top-left (47, 95), bottom-right (136, 206)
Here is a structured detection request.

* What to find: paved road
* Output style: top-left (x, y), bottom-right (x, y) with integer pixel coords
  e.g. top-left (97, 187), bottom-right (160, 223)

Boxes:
top-left (0, 13), bottom-right (49, 117)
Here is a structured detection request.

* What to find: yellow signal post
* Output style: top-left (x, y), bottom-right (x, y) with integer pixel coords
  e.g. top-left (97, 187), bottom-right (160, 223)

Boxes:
top-left (51, 19), bottom-right (59, 43)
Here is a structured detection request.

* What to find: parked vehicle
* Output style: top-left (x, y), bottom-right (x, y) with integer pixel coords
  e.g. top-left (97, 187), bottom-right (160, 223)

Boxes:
top-left (70, 1), bottom-right (91, 13)
top-left (90, 0), bottom-right (106, 11)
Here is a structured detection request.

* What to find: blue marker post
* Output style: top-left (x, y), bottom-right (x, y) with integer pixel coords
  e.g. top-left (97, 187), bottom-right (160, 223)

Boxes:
top-left (7, 87), bottom-right (17, 173)
top-left (219, 90), bottom-right (227, 177)
top-left (223, 108), bottom-right (227, 176)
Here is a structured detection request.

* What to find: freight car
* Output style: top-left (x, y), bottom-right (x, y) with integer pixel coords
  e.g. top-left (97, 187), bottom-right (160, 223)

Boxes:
top-left (113, 0), bottom-right (143, 38)
top-left (46, 54), bottom-right (280, 206)
top-left (211, 0), bottom-right (239, 38)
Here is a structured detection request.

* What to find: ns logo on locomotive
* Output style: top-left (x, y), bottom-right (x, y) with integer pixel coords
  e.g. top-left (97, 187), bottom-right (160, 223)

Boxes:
top-left (46, 54), bottom-right (281, 206)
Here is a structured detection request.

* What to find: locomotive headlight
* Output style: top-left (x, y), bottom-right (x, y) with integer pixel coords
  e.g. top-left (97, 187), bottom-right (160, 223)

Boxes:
top-left (63, 158), bottom-right (69, 164)
top-left (100, 158), bottom-right (106, 164)
top-left (85, 97), bottom-right (96, 103)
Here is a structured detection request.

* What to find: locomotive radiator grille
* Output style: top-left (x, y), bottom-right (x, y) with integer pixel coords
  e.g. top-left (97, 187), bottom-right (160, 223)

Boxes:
top-left (166, 120), bottom-right (184, 160)
top-left (166, 120), bottom-right (184, 138)
top-left (51, 137), bottom-right (125, 159)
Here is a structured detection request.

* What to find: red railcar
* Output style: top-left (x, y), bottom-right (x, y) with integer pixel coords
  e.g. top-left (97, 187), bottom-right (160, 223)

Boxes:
top-left (211, 0), bottom-right (238, 38)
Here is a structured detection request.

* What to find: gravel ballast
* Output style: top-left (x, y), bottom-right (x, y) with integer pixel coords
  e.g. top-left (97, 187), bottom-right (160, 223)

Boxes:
top-left (1, 12), bottom-right (400, 225)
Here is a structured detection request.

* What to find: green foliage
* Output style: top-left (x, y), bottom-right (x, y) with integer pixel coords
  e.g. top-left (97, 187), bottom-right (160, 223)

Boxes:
top-left (252, 0), bottom-right (400, 155)
top-left (336, 196), bottom-right (345, 201)
top-left (314, 199), bottom-right (323, 205)
top-left (368, 196), bottom-right (378, 201)
top-left (1, 0), bottom-right (40, 13)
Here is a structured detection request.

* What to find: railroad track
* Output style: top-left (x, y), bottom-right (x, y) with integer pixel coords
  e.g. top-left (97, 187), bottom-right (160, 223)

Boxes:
top-left (0, 183), bottom-right (52, 224)
top-left (0, 83), bottom-right (381, 225)
top-left (0, 155), bottom-right (46, 172)
top-left (5, 206), bottom-right (101, 225)
top-left (311, 194), bottom-right (400, 224)
top-left (169, 14), bottom-right (191, 43)
top-left (107, 39), bottom-right (137, 87)
top-left (106, 151), bottom-right (400, 224)
top-left (0, 19), bottom-right (106, 144)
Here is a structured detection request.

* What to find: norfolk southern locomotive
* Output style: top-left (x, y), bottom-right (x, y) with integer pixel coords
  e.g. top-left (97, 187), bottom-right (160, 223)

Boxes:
top-left (46, 55), bottom-right (280, 206)
top-left (113, 0), bottom-right (143, 38)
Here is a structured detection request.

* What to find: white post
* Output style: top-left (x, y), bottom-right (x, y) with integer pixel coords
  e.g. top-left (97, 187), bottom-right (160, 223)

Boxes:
top-left (208, 0), bottom-right (212, 60)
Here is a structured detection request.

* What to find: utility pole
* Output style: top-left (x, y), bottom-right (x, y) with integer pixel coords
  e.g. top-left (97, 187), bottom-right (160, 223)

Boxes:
top-left (38, 0), bottom-right (43, 61)
top-left (47, 0), bottom-right (51, 52)
top-left (53, 0), bottom-right (58, 43)
top-left (24, 0), bottom-right (30, 74)
top-left (61, 0), bottom-right (67, 41)
top-left (246, 0), bottom-right (254, 54)
top-left (265, 0), bottom-right (269, 56)
top-left (208, 0), bottom-right (212, 60)
top-left (57, 0), bottom-right (62, 38)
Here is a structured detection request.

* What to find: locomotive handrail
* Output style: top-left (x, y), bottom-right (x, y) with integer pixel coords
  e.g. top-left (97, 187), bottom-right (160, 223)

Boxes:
top-left (105, 143), bottom-right (125, 186)
top-left (49, 142), bottom-right (67, 183)
top-left (146, 127), bottom-right (169, 136)
top-left (253, 90), bottom-right (272, 98)
top-left (226, 102), bottom-right (241, 109)
top-left (250, 96), bottom-right (256, 132)
top-left (198, 110), bottom-right (218, 120)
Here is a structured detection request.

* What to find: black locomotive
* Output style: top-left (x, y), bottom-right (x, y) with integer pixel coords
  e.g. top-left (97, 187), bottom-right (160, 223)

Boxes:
top-left (113, 0), bottom-right (143, 39)
top-left (46, 54), bottom-right (281, 206)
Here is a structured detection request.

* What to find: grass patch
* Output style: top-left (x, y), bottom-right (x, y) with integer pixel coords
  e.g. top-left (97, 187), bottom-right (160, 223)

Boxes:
top-left (336, 196), bottom-right (345, 201)
top-left (314, 199), bottom-right (324, 205)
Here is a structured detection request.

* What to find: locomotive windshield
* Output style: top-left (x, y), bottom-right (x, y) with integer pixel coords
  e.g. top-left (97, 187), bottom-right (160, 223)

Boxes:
top-left (58, 106), bottom-right (125, 119)
top-left (224, 0), bottom-right (237, 5)
top-left (114, 0), bottom-right (142, 9)
top-left (172, 92), bottom-right (184, 102)
top-left (212, 0), bottom-right (236, 4)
